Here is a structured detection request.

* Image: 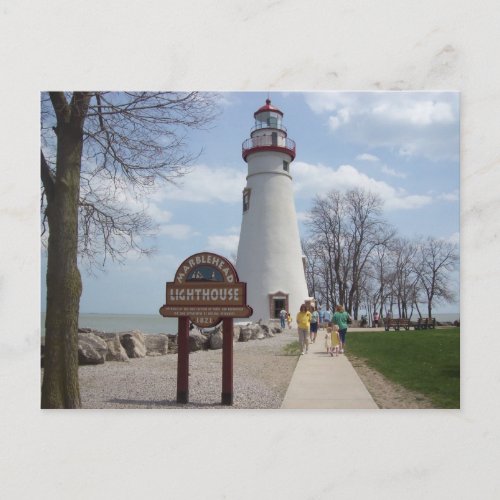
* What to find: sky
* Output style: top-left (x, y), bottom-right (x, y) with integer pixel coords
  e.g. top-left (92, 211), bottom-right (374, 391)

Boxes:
top-left (40, 91), bottom-right (460, 315)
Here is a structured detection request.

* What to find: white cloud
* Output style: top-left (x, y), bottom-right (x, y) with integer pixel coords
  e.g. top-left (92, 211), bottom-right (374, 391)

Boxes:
top-left (438, 190), bottom-right (459, 202)
top-left (207, 234), bottom-right (240, 255)
top-left (328, 115), bottom-right (342, 131)
top-left (385, 194), bottom-right (432, 210)
top-left (381, 164), bottom-right (406, 178)
top-left (356, 153), bottom-right (380, 162)
top-left (158, 224), bottom-right (197, 239)
top-left (305, 92), bottom-right (352, 114)
top-left (145, 204), bottom-right (173, 223)
top-left (303, 92), bottom-right (459, 161)
top-left (158, 164), bottom-right (246, 203)
top-left (292, 161), bottom-right (432, 211)
top-left (372, 100), bottom-right (455, 125)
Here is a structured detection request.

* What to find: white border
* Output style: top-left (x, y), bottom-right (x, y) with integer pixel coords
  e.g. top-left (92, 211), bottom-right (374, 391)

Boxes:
top-left (1, 1), bottom-right (499, 498)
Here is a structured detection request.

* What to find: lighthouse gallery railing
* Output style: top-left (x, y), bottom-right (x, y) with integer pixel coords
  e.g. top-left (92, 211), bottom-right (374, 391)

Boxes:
top-left (242, 136), bottom-right (296, 157)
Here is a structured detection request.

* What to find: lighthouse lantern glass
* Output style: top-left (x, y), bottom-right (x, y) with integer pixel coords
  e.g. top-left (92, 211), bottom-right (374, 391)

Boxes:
top-left (255, 111), bottom-right (283, 130)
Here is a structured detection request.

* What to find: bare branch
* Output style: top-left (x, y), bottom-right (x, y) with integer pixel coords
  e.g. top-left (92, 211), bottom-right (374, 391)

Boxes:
top-left (40, 149), bottom-right (55, 202)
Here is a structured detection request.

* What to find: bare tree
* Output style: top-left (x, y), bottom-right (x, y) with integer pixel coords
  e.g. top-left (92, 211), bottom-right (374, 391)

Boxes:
top-left (415, 237), bottom-right (459, 318)
top-left (391, 237), bottom-right (420, 318)
top-left (307, 189), bottom-right (393, 318)
top-left (308, 191), bottom-right (345, 310)
top-left (344, 189), bottom-right (393, 317)
top-left (40, 92), bottom-right (220, 408)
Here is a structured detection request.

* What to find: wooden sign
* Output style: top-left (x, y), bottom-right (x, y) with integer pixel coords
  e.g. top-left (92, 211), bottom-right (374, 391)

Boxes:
top-left (159, 252), bottom-right (253, 405)
top-left (160, 252), bottom-right (252, 328)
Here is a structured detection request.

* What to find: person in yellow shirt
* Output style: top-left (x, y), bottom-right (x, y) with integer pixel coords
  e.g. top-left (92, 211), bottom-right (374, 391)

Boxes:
top-left (296, 304), bottom-right (312, 355)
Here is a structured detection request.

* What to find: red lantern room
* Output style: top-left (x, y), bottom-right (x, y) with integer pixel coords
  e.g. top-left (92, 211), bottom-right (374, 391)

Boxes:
top-left (242, 99), bottom-right (296, 162)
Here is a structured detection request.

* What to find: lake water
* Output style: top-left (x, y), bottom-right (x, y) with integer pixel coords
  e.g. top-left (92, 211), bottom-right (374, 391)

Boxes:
top-left (41, 313), bottom-right (179, 335)
top-left (41, 311), bottom-right (459, 336)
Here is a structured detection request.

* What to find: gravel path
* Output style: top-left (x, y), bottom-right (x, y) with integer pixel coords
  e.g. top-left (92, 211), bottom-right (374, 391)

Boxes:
top-left (79, 328), bottom-right (299, 409)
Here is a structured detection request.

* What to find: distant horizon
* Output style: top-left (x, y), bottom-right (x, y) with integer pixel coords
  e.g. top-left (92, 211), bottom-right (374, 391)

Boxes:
top-left (41, 309), bottom-right (461, 316)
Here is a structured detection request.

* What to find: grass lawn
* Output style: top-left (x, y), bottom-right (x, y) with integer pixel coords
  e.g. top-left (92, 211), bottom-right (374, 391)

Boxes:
top-left (346, 328), bottom-right (460, 408)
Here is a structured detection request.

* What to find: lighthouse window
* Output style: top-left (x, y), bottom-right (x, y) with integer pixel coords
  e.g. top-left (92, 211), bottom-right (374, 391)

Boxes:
top-left (283, 160), bottom-right (289, 172)
top-left (243, 188), bottom-right (251, 213)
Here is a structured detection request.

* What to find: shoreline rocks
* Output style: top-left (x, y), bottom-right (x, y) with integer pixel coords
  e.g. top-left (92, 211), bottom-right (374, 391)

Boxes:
top-left (78, 332), bottom-right (108, 365)
top-left (41, 323), bottom-right (284, 367)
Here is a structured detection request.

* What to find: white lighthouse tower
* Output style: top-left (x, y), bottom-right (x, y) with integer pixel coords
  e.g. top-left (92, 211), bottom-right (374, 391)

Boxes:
top-left (236, 99), bottom-right (309, 323)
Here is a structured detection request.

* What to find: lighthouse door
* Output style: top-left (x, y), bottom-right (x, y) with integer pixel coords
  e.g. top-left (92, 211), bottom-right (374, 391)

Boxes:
top-left (273, 299), bottom-right (286, 319)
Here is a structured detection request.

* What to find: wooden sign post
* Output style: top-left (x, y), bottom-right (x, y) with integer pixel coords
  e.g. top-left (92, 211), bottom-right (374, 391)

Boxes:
top-left (159, 252), bottom-right (252, 405)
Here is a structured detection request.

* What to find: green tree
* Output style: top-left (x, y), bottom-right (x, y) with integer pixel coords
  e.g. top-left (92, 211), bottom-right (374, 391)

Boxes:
top-left (41, 92), bottom-right (219, 408)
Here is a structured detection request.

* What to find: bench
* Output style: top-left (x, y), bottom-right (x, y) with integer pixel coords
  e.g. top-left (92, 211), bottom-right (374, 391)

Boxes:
top-left (415, 317), bottom-right (436, 330)
top-left (384, 318), bottom-right (411, 331)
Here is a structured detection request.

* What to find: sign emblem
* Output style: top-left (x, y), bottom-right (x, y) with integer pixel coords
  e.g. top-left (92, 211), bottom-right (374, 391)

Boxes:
top-left (159, 252), bottom-right (253, 328)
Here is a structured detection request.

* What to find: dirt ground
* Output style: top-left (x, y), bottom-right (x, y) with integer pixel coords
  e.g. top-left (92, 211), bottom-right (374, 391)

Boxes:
top-left (347, 354), bottom-right (435, 409)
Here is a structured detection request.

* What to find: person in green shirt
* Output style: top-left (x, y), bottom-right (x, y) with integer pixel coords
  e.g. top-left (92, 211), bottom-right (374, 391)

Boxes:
top-left (332, 304), bottom-right (351, 353)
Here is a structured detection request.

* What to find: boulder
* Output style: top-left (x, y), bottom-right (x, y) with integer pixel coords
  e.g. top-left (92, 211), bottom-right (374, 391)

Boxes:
top-left (189, 330), bottom-right (209, 352)
top-left (209, 327), bottom-right (223, 350)
top-left (95, 332), bottom-right (129, 362)
top-left (239, 324), bottom-right (262, 342)
top-left (254, 326), bottom-right (265, 340)
top-left (78, 332), bottom-right (107, 365)
top-left (78, 327), bottom-right (102, 334)
top-left (119, 330), bottom-right (147, 358)
top-left (167, 334), bottom-right (178, 353)
top-left (232, 325), bottom-right (241, 341)
top-left (144, 334), bottom-right (169, 356)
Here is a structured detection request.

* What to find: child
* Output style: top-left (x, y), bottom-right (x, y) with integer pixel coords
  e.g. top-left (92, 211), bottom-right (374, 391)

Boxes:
top-left (325, 326), bottom-right (332, 354)
top-left (286, 312), bottom-right (292, 329)
top-left (331, 325), bottom-right (341, 356)
top-left (326, 325), bottom-right (341, 356)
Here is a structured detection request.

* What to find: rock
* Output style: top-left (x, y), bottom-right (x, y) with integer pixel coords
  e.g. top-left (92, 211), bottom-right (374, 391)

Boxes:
top-left (271, 327), bottom-right (282, 334)
top-left (95, 332), bottom-right (129, 362)
top-left (209, 327), bottom-right (223, 350)
top-left (78, 332), bottom-right (107, 365)
top-left (189, 330), bottom-right (209, 352)
top-left (167, 334), bottom-right (178, 353)
top-left (119, 330), bottom-right (147, 358)
top-left (78, 327), bottom-right (101, 334)
top-left (144, 334), bottom-right (169, 356)
top-left (232, 325), bottom-right (241, 341)
top-left (253, 326), bottom-right (265, 340)
top-left (239, 324), bottom-right (262, 341)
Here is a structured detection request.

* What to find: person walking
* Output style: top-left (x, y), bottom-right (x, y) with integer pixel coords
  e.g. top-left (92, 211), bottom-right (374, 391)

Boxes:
top-left (333, 304), bottom-right (351, 354)
top-left (279, 307), bottom-right (287, 329)
top-left (296, 304), bottom-right (312, 355)
top-left (323, 307), bottom-right (332, 326)
top-left (373, 311), bottom-right (380, 328)
top-left (310, 305), bottom-right (319, 343)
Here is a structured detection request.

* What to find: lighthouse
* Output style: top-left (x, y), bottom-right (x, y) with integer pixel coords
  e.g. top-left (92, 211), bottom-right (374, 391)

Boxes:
top-left (236, 99), bottom-right (309, 323)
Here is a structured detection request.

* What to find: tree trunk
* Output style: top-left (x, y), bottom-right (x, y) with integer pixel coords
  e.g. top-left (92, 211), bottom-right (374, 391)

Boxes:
top-left (41, 94), bottom-right (89, 408)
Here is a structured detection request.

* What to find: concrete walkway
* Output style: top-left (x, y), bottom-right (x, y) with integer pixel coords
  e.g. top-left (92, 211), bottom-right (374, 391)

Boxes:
top-left (281, 330), bottom-right (379, 409)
